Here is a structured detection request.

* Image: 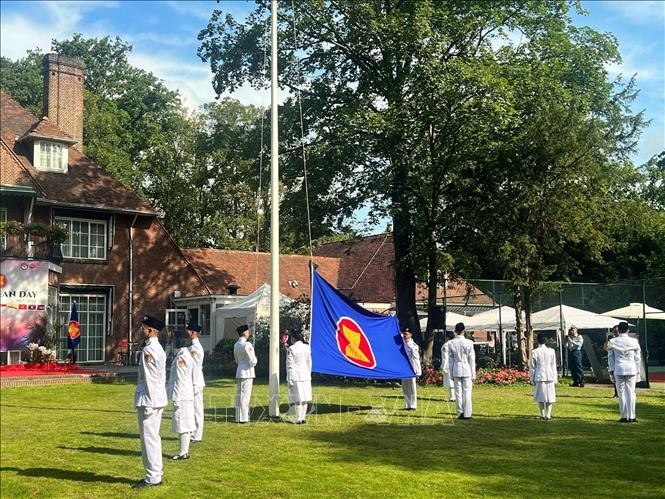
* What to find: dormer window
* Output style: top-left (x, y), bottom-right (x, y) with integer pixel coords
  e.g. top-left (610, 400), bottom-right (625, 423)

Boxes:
top-left (34, 140), bottom-right (68, 172)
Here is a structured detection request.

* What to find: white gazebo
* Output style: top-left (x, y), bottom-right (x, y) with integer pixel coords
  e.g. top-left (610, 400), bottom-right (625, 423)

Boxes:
top-left (601, 303), bottom-right (664, 319)
top-left (531, 305), bottom-right (624, 331)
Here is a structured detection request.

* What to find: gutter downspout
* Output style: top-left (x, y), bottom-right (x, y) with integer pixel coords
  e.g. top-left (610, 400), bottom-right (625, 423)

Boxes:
top-left (128, 214), bottom-right (138, 365)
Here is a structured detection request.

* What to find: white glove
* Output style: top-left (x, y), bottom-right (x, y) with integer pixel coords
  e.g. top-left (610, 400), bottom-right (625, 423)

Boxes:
top-left (609, 372), bottom-right (614, 383)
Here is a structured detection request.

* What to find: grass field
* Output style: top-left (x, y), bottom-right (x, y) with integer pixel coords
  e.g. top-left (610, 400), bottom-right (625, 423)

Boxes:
top-left (1, 378), bottom-right (664, 498)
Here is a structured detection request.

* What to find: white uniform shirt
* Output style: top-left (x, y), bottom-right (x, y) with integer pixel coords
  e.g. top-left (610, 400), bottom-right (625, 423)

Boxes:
top-left (135, 337), bottom-right (167, 408)
top-left (286, 341), bottom-right (312, 383)
top-left (608, 334), bottom-right (641, 376)
top-left (234, 337), bottom-right (257, 379)
top-left (189, 338), bottom-right (206, 389)
top-left (404, 338), bottom-right (422, 376)
top-left (530, 344), bottom-right (557, 383)
top-left (444, 335), bottom-right (476, 378)
top-left (168, 347), bottom-right (195, 402)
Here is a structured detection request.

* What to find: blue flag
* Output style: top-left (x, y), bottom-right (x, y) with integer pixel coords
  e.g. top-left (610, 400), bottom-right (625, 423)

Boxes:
top-left (67, 302), bottom-right (81, 350)
top-left (310, 271), bottom-right (415, 379)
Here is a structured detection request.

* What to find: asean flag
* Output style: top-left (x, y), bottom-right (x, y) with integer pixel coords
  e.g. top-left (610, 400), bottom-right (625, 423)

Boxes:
top-left (67, 302), bottom-right (81, 350)
top-left (310, 271), bottom-right (415, 379)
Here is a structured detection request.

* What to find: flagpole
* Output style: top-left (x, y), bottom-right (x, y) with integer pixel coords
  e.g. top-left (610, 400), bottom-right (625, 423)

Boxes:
top-left (268, 0), bottom-right (280, 418)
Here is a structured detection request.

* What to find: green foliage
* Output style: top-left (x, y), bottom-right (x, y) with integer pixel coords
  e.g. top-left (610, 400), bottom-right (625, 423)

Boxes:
top-left (0, 221), bottom-right (68, 243)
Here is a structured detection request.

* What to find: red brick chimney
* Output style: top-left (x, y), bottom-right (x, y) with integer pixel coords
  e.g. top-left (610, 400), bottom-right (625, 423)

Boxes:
top-left (43, 53), bottom-right (85, 150)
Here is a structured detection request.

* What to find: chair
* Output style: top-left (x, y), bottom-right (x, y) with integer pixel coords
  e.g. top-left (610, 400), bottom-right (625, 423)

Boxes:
top-left (117, 340), bottom-right (128, 366)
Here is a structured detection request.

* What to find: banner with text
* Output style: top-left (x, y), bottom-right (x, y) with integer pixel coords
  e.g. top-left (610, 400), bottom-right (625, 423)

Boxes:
top-left (0, 259), bottom-right (49, 351)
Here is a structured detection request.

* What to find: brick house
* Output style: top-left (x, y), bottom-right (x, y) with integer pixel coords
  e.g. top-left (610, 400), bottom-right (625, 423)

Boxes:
top-left (1, 54), bottom-right (210, 363)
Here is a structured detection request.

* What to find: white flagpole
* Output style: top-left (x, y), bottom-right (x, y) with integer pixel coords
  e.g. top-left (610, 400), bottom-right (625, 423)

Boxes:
top-left (268, 0), bottom-right (280, 418)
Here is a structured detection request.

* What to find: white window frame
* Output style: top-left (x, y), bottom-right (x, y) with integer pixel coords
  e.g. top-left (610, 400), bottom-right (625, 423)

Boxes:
top-left (34, 140), bottom-right (68, 173)
top-left (58, 293), bottom-right (107, 363)
top-left (55, 216), bottom-right (108, 260)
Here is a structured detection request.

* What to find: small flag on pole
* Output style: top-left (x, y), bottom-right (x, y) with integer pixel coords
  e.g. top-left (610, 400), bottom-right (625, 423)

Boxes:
top-left (67, 302), bottom-right (81, 351)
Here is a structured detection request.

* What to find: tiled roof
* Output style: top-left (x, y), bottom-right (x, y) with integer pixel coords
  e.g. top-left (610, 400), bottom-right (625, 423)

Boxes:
top-left (182, 248), bottom-right (341, 299)
top-left (0, 137), bottom-right (43, 194)
top-left (0, 91), bottom-right (156, 215)
top-left (314, 233), bottom-right (396, 303)
top-left (315, 233), bottom-right (493, 305)
top-left (19, 117), bottom-right (77, 144)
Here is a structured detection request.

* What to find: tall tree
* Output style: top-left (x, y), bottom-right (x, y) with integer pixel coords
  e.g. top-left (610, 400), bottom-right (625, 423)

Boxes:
top-left (198, 0), bottom-right (596, 339)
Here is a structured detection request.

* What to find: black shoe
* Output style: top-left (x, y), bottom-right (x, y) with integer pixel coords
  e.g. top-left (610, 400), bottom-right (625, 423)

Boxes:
top-left (458, 415), bottom-right (472, 420)
top-left (629, 418), bottom-right (637, 423)
top-left (619, 418), bottom-right (629, 423)
top-left (190, 439), bottom-right (201, 444)
top-left (133, 480), bottom-right (162, 488)
top-left (172, 453), bottom-right (189, 460)
top-left (611, 394), bottom-right (618, 399)
top-left (579, 384), bottom-right (585, 387)
top-left (570, 383), bottom-right (578, 387)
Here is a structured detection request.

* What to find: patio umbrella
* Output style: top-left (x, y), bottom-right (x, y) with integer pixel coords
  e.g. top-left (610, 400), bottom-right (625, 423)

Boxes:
top-left (601, 303), bottom-right (664, 319)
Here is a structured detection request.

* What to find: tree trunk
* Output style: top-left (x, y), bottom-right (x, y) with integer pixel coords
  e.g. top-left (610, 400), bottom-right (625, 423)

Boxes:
top-left (524, 287), bottom-right (534, 369)
top-left (392, 162), bottom-right (420, 345)
top-left (514, 285), bottom-right (528, 368)
top-left (422, 236), bottom-right (438, 365)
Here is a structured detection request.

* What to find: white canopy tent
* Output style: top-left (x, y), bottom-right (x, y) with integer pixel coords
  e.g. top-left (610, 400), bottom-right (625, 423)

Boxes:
top-left (465, 306), bottom-right (522, 331)
top-left (213, 283), bottom-right (292, 347)
top-left (601, 303), bottom-right (664, 319)
top-left (419, 311), bottom-right (468, 331)
top-left (531, 305), bottom-right (624, 331)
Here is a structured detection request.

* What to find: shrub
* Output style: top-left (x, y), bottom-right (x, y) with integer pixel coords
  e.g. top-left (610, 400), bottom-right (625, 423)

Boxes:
top-left (419, 365), bottom-right (444, 386)
top-left (475, 367), bottom-right (530, 385)
top-left (476, 356), bottom-right (496, 369)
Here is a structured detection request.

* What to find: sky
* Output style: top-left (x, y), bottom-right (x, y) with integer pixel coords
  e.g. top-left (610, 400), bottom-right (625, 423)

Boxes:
top-left (1, 0), bottom-right (663, 167)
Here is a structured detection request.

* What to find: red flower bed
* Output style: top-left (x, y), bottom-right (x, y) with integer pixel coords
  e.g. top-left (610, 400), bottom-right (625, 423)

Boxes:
top-left (475, 367), bottom-right (530, 385)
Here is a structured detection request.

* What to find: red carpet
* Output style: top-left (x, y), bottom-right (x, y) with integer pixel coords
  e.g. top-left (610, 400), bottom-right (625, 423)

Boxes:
top-left (0, 363), bottom-right (108, 377)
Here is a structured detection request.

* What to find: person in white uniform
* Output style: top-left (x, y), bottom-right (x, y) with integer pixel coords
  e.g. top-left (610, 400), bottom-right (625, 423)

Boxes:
top-left (530, 333), bottom-right (558, 420)
top-left (440, 331), bottom-right (456, 402)
top-left (443, 322), bottom-right (476, 419)
top-left (234, 324), bottom-right (257, 423)
top-left (187, 322), bottom-right (205, 442)
top-left (608, 321), bottom-right (642, 423)
top-left (133, 315), bottom-right (167, 489)
top-left (400, 328), bottom-right (422, 410)
top-left (286, 330), bottom-right (313, 424)
top-left (168, 331), bottom-right (196, 460)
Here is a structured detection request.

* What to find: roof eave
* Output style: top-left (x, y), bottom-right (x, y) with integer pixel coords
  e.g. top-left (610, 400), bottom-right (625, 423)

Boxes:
top-left (36, 198), bottom-right (158, 216)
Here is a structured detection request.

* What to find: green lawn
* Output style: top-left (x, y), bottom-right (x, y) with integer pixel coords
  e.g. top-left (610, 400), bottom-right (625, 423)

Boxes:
top-left (1, 378), bottom-right (664, 498)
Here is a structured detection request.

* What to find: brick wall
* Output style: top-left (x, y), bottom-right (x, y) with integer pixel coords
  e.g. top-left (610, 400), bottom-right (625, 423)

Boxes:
top-left (42, 54), bottom-right (84, 151)
top-left (32, 207), bottom-right (209, 361)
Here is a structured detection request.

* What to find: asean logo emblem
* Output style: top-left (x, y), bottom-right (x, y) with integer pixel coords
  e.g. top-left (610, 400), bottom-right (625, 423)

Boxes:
top-left (336, 317), bottom-right (376, 369)
top-left (68, 321), bottom-right (81, 340)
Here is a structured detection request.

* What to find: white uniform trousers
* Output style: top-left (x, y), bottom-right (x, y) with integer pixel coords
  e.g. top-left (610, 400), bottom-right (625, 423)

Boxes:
top-left (401, 378), bottom-right (417, 409)
top-left (236, 378), bottom-right (253, 423)
top-left (137, 406), bottom-right (163, 484)
top-left (615, 374), bottom-right (637, 420)
top-left (444, 372), bottom-right (456, 401)
top-left (453, 377), bottom-right (473, 418)
top-left (192, 390), bottom-right (204, 440)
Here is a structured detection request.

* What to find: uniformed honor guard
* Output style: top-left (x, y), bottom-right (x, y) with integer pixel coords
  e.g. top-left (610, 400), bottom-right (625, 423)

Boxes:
top-left (400, 328), bottom-right (422, 410)
top-left (234, 324), bottom-right (257, 423)
top-left (168, 331), bottom-right (196, 460)
top-left (440, 331), bottom-right (456, 402)
top-left (443, 322), bottom-right (476, 419)
top-left (187, 322), bottom-right (205, 443)
top-left (133, 315), bottom-right (167, 488)
top-left (286, 330), bottom-right (313, 424)
top-left (530, 333), bottom-right (558, 420)
top-left (608, 321), bottom-right (642, 423)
